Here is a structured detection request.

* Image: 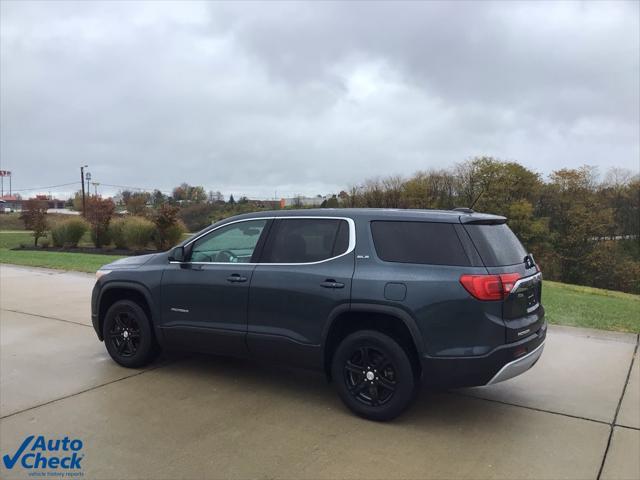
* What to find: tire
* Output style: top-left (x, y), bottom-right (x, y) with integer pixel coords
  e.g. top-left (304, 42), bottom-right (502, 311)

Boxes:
top-left (103, 300), bottom-right (159, 368)
top-left (331, 330), bottom-right (416, 421)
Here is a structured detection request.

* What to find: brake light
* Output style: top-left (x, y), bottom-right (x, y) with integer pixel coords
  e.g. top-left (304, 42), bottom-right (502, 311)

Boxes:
top-left (459, 273), bottom-right (521, 301)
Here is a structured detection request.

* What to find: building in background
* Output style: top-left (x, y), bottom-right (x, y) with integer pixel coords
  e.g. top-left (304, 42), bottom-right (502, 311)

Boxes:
top-left (0, 194), bottom-right (67, 213)
top-left (0, 195), bottom-right (21, 212)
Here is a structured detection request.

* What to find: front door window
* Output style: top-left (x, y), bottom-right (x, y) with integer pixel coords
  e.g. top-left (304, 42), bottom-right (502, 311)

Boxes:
top-left (190, 219), bottom-right (267, 263)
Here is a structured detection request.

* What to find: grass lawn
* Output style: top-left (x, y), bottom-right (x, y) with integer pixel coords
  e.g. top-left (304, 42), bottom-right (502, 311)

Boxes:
top-left (0, 230), bottom-right (123, 273)
top-left (0, 231), bottom-right (33, 248)
top-left (0, 249), bottom-right (123, 273)
top-left (0, 213), bottom-right (26, 230)
top-left (544, 281), bottom-right (640, 333)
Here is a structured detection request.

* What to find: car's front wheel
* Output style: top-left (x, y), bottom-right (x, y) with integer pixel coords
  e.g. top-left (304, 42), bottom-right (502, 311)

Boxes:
top-left (103, 300), bottom-right (159, 368)
top-left (331, 330), bottom-right (416, 421)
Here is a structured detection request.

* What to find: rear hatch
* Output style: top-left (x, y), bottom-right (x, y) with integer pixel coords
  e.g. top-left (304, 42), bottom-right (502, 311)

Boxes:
top-left (463, 221), bottom-right (544, 343)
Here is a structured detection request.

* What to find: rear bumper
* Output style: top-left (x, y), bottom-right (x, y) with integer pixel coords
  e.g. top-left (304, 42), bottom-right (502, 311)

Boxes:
top-left (486, 341), bottom-right (544, 385)
top-left (421, 320), bottom-right (546, 388)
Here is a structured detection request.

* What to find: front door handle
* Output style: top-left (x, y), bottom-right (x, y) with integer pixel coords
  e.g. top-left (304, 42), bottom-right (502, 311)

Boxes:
top-left (320, 280), bottom-right (345, 289)
top-left (227, 274), bottom-right (248, 283)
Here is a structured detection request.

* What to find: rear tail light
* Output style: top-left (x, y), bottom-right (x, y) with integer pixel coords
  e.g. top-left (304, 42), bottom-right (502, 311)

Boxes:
top-left (459, 273), bottom-right (521, 301)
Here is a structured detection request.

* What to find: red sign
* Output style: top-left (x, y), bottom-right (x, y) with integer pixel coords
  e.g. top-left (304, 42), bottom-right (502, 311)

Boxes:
top-left (0, 170), bottom-right (11, 177)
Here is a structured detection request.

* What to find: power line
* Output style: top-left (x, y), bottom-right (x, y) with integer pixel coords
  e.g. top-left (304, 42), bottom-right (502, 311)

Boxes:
top-left (10, 181), bottom-right (80, 193)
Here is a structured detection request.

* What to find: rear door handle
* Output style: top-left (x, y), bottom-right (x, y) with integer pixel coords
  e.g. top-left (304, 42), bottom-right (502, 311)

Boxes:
top-left (320, 280), bottom-right (345, 289)
top-left (227, 274), bottom-right (248, 283)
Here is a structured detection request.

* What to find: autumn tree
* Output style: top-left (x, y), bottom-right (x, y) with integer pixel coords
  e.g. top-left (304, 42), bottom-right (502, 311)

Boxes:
top-left (538, 167), bottom-right (614, 283)
top-left (86, 197), bottom-right (115, 248)
top-left (151, 189), bottom-right (168, 207)
top-left (172, 183), bottom-right (207, 204)
top-left (402, 170), bottom-right (456, 209)
top-left (124, 192), bottom-right (150, 216)
top-left (71, 191), bottom-right (84, 211)
top-left (153, 203), bottom-right (183, 250)
top-left (20, 199), bottom-right (48, 246)
top-left (453, 157), bottom-right (542, 214)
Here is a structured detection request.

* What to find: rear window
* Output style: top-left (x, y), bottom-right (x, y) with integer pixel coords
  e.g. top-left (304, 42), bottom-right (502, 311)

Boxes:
top-left (464, 224), bottom-right (527, 266)
top-left (371, 221), bottom-right (470, 266)
top-left (262, 218), bottom-right (349, 263)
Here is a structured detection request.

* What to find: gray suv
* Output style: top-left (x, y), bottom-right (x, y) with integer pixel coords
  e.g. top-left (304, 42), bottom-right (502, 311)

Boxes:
top-left (92, 208), bottom-right (545, 420)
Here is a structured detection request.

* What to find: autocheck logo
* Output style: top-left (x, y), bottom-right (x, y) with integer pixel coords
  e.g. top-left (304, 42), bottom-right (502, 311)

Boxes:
top-left (3, 435), bottom-right (84, 475)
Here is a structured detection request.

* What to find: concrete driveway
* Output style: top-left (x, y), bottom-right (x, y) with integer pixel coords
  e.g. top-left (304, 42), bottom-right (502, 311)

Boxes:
top-left (1, 264), bottom-right (638, 480)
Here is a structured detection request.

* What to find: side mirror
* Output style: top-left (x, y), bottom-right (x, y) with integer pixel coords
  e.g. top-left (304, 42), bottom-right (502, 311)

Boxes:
top-left (169, 246), bottom-right (185, 262)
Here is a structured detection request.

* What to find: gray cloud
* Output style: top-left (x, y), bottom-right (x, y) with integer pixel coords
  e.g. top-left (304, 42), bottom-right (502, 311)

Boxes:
top-left (1, 0), bottom-right (638, 199)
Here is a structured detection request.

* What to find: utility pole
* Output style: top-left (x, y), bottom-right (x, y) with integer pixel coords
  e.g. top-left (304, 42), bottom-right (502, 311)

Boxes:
top-left (80, 165), bottom-right (88, 216)
top-left (0, 170), bottom-right (9, 197)
top-left (85, 171), bottom-right (91, 199)
top-left (92, 182), bottom-right (100, 196)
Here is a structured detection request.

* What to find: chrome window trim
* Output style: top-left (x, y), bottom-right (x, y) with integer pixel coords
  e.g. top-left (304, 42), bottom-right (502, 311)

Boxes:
top-left (169, 216), bottom-right (356, 266)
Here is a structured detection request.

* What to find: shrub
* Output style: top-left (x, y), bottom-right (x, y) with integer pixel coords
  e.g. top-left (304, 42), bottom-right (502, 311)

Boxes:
top-left (153, 204), bottom-right (184, 250)
top-left (124, 216), bottom-right (155, 250)
top-left (179, 203), bottom-right (215, 231)
top-left (157, 220), bottom-right (187, 250)
top-left (20, 199), bottom-right (48, 246)
top-left (109, 216), bottom-right (156, 250)
top-left (91, 227), bottom-right (112, 249)
top-left (85, 197), bottom-right (115, 248)
top-left (51, 217), bottom-right (89, 247)
top-left (109, 218), bottom-right (128, 249)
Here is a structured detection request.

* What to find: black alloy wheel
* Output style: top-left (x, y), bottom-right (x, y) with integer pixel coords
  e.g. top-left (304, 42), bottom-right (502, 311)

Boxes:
top-left (108, 310), bottom-right (141, 358)
top-left (344, 346), bottom-right (398, 407)
top-left (332, 330), bottom-right (417, 421)
top-left (103, 299), bottom-right (159, 368)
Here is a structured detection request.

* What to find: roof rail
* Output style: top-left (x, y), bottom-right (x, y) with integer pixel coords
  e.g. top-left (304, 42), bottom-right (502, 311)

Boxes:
top-left (453, 207), bottom-right (474, 214)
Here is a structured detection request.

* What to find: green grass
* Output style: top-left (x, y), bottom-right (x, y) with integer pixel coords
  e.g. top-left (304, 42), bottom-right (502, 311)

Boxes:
top-left (0, 230), bottom-right (124, 273)
top-left (544, 281), bottom-right (640, 333)
top-left (0, 231), bottom-right (33, 248)
top-left (0, 213), bottom-right (26, 230)
top-left (0, 229), bottom-right (99, 249)
top-left (0, 249), bottom-right (124, 273)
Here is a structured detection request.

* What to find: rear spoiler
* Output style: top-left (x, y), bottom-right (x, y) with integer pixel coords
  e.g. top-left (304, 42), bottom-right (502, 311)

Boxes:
top-left (458, 216), bottom-right (507, 225)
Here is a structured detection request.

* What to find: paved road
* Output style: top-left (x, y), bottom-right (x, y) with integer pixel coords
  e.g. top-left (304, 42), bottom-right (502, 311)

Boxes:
top-left (1, 264), bottom-right (638, 479)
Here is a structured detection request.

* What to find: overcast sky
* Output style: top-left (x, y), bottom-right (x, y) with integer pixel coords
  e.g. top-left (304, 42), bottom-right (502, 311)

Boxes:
top-left (1, 1), bottom-right (638, 199)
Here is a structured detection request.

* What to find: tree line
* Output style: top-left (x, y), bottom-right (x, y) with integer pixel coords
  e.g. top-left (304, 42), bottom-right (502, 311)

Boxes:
top-left (341, 157), bottom-right (639, 294)
top-left (25, 157), bottom-right (640, 293)
top-left (106, 157), bottom-right (640, 293)
top-left (115, 157), bottom-right (638, 293)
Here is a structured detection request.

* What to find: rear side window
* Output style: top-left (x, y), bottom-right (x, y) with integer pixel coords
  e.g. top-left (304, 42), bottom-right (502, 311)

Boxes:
top-left (371, 221), bottom-right (470, 266)
top-left (262, 218), bottom-right (350, 263)
top-left (464, 224), bottom-right (527, 266)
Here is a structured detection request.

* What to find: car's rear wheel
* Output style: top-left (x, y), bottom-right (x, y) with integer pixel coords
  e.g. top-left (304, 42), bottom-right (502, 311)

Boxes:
top-left (331, 330), bottom-right (416, 421)
top-left (103, 300), bottom-right (159, 368)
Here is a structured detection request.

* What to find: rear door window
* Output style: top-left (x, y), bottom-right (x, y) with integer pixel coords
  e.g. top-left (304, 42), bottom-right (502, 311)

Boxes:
top-left (261, 218), bottom-right (349, 263)
top-left (464, 223), bottom-right (527, 266)
top-left (370, 221), bottom-right (470, 266)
